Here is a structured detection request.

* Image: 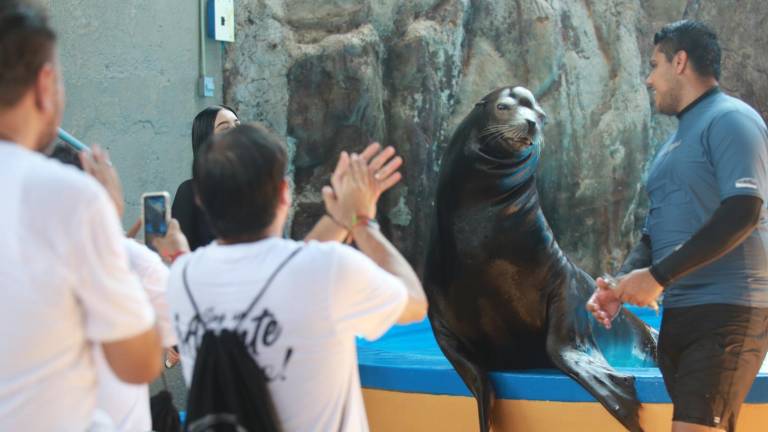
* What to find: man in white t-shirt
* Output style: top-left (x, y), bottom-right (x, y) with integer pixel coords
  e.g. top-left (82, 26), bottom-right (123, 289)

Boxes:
top-left (162, 123), bottom-right (427, 431)
top-left (50, 141), bottom-right (179, 432)
top-left (0, 2), bottom-right (163, 430)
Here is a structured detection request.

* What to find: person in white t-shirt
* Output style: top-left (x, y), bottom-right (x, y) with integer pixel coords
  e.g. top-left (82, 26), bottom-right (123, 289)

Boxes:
top-left (0, 3), bottom-right (165, 430)
top-left (92, 239), bottom-right (178, 431)
top-left (50, 142), bottom-right (180, 431)
top-left (160, 123), bottom-right (427, 432)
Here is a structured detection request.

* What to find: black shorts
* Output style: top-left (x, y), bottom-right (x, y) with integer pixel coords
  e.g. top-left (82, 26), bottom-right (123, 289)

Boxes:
top-left (658, 304), bottom-right (768, 431)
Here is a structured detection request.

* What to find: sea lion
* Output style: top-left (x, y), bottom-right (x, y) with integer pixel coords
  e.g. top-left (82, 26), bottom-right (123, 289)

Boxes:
top-left (424, 86), bottom-right (658, 432)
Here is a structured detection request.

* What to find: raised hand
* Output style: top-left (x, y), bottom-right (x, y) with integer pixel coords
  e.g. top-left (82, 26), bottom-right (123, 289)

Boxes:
top-left (79, 145), bottom-right (125, 217)
top-left (325, 154), bottom-right (378, 228)
top-left (361, 143), bottom-right (403, 199)
top-left (323, 142), bottom-right (403, 226)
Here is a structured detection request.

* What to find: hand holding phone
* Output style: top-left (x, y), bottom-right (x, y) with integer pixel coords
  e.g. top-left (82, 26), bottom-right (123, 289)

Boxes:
top-left (142, 192), bottom-right (190, 261)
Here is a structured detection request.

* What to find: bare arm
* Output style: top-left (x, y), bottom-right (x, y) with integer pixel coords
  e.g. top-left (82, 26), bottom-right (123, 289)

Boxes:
top-left (351, 224), bottom-right (427, 323)
top-left (102, 326), bottom-right (163, 384)
top-left (337, 154), bottom-right (426, 323)
top-left (304, 215), bottom-right (350, 243)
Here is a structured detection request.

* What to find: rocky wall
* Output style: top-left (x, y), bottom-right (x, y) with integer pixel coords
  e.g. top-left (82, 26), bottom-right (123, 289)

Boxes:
top-left (224, 0), bottom-right (768, 276)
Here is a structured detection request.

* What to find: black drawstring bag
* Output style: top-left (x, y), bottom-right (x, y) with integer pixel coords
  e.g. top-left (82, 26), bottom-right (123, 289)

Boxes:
top-left (182, 247), bottom-right (302, 432)
top-left (150, 372), bottom-right (181, 432)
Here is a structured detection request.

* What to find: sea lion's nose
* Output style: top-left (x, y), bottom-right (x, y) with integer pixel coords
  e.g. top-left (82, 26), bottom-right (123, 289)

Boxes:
top-left (526, 119), bottom-right (537, 135)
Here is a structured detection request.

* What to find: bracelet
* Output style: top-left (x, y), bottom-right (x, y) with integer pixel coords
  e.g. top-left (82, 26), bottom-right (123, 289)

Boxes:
top-left (351, 214), bottom-right (379, 230)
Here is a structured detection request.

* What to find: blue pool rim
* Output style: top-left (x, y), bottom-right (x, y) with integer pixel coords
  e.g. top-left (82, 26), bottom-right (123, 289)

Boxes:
top-left (356, 307), bottom-right (768, 403)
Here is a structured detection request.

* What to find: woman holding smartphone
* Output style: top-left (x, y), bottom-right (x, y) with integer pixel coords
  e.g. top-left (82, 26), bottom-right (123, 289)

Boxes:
top-left (172, 106), bottom-right (240, 250)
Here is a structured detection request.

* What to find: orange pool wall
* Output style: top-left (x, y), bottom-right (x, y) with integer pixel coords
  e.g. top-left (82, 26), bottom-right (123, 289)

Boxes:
top-left (362, 388), bottom-right (768, 431)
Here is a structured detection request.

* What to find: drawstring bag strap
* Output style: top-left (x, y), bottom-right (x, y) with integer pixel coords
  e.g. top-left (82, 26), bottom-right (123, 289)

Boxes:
top-left (235, 246), bottom-right (303, 330)
top-left (182, 259), bottom-right (208, 332)
top-left (182, 246), bottom-right (304, 331)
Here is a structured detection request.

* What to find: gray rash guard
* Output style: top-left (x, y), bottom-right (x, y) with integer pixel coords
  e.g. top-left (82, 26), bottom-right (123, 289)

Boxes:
top-left (643, 87), bottom-right (768, 308)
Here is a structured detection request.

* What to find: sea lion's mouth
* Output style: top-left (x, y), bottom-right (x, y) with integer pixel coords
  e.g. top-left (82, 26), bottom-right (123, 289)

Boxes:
top-left (479, 120), bottom-right (540, 155)
top-left (504, 135), bottom-right (535, 151)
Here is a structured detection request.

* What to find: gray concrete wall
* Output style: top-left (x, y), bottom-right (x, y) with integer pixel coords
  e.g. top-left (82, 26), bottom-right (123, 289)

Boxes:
top-left (45, 0), bottom-right (225, 228)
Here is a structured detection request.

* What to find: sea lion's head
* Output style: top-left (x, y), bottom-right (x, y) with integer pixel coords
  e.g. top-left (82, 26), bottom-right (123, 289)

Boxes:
top-left (472, 86), bottom-right (547, 157)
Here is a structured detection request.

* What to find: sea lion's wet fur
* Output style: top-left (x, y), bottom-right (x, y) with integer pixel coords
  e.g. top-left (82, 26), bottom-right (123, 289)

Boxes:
top-left (425, 86), bottom-right (657, 432)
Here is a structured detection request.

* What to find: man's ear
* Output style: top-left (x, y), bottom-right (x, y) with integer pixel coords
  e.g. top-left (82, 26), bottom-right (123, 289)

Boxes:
top-left (673, 50), bottom-right (689, 75)
top-left (278, 178), bottom-right (291, 206)
top-left (33, 62), bottom-right (57, 113)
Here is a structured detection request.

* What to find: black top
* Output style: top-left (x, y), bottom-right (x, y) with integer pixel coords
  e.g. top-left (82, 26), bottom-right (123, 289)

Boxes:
top-left (172, 179), bottom-right (215, 250)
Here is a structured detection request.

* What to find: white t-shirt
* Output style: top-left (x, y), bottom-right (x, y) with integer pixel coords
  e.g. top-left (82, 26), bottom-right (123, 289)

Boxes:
top-left (94, 239), bottom-right (177, 432)
top-left (168, 237), bottom-right (407, 432)
top-left (0, 143), bottom-right (156, 432)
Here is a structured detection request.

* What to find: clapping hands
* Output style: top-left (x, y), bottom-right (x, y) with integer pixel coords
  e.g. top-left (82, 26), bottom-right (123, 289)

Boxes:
top-left (323, 142), bottom-right (403, 228)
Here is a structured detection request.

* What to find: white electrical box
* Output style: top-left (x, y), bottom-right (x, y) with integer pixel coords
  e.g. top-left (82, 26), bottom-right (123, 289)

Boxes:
top-left (207, 0), bottom-right (235, 42)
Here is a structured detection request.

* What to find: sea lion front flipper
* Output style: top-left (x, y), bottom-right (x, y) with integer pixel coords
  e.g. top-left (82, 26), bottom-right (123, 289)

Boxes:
top-left (430, 318), bottom-right (495, 432)
top-left (591, 308), bottom-right (658, 372)
top-left (545, 300), bottom-right (644, 432)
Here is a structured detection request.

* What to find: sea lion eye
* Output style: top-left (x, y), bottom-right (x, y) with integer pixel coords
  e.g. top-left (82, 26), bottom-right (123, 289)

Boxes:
top-left (496, 104), bottom-right (510, 111)
top-left (518, 98), bottom-right (533, 109)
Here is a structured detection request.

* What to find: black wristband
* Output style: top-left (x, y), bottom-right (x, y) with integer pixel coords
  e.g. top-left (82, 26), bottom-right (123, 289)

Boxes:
top-left (648, 265), bottom-right (670, 288)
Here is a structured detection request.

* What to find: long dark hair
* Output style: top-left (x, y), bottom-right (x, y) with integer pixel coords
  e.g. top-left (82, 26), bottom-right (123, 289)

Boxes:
top-left (191, 105), bottom-right (239, 161)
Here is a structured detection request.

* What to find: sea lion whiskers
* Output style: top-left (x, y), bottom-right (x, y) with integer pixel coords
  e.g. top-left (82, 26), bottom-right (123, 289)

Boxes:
top-left (478, 125), bottom-right (513, 145)
top-left (478, 124), bottom-right (514, 136)
top-left (480, 122), bottom-right (532, 150)
top-left (479, 123), bottom-right (529, 140)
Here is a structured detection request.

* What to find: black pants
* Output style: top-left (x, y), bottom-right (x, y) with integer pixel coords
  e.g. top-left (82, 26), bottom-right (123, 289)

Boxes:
top-left (658, 304), bottom-right (768, 431)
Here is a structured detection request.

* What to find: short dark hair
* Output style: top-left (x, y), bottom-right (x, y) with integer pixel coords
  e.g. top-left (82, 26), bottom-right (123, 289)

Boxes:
top-left (191, 105), bottom-right (239, 160)
top-left (193, 123), bottom-right (287, 240)
top-left (0, 1), bottom-right (56, 106)
top-left (653, 20), bottom-right (721, 80)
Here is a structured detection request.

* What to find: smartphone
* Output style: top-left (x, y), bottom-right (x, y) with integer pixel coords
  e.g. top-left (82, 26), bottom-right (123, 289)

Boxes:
top-left (141, 192), bottom-right (171, 252)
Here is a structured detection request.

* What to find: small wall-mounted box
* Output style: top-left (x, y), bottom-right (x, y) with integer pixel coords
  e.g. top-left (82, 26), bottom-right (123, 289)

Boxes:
top-left (199, 76), bottom-right (215, 98)
top-left (207, 0), bottom-right (235, 42)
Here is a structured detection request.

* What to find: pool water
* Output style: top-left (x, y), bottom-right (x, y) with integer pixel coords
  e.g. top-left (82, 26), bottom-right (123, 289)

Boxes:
top-left (357, 306), bottom-right (768, 403)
